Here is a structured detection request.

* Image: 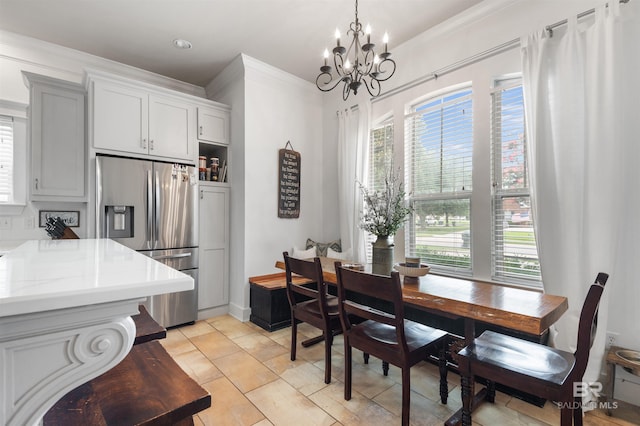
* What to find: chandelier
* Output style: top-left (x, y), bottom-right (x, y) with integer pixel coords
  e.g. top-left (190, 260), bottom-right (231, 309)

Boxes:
top-left (315, 0), bottom-right (396, 100)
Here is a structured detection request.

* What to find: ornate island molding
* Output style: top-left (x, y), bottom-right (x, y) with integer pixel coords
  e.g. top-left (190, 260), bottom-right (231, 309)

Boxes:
top-left (0, 239), bottom-right (193, 426)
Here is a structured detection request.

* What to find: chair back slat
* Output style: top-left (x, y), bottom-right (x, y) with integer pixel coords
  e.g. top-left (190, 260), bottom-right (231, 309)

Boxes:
top-left (343, 300), bottom-right (397, 327)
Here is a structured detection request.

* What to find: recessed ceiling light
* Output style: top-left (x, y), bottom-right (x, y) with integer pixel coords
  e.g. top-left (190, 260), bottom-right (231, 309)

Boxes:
top-left (173, 39), bottom-right (193, 49)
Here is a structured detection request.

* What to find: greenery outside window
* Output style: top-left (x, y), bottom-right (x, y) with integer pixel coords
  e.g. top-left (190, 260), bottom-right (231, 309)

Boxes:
top-left (491, 79), bottom-right (541, 285)
top-left (405, 88), bottom-right (473, 273)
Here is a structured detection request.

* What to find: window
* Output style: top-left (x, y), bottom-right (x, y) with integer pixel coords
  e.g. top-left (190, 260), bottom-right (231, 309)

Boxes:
top-left (0, 116), bottom-right (14, 203)
top-left (405, 88), bottom-right (473, 273)
top-left (365, 119), bottom-right (394, 263)
top-left (491, 80), bottom-right (541, 284)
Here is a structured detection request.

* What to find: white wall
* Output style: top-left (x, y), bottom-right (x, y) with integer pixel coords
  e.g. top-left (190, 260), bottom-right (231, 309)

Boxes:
top-left (207, 55), bottom-right (325, 321)
top-left (320, 0), bottom-right (639, 405)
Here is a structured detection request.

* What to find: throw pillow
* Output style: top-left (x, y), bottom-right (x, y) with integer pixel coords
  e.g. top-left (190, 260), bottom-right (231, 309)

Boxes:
top-left (306, 238), bottom-right (341, 257)
top-left (327, 247), bottom-right (353, 260)
top-left (291, 246), bottom-right (316, 259)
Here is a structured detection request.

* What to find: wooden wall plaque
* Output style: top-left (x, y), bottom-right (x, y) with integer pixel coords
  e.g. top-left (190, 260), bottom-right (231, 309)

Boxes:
top-left (278, 144), bottom-right (300, 218)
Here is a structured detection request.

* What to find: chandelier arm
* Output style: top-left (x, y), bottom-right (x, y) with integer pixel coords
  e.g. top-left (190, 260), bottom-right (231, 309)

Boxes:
top-left (342, 82), bottom-right (352, 100)
top-left (362, 77), bottom-right (382, 98)
top-left (333, 53), bottom-right (350, 78)
top-left (373, 58), bottom-right (397, 82)
top-left (316, 73), bottom-right (346, 93)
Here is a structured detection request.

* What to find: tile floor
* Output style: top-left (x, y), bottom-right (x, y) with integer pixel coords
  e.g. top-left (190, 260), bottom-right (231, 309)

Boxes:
top-left (160, 315), bottom-right (638, 426)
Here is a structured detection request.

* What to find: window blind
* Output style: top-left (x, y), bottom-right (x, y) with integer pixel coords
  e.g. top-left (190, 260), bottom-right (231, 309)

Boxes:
top-left (491, 82), bottom-right (541, 284)
top-left (0, 116), bottom-right (13, 203)
top-left (405, 89), bottom-right (473, 272)
top-left (365, 121), bottom-right (394, 263)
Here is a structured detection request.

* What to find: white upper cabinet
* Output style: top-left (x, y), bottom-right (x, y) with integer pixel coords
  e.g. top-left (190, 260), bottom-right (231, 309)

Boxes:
top-left (197, 106), bottom-right (229, 145)
top-left (148, 94), bottom-right (195, 160)
top-left (24, 72), bottom-right (86, 201)
top-left (89, 73), bottom-right (196, 162)
top-left (93, 80), bottom-right (148, 155)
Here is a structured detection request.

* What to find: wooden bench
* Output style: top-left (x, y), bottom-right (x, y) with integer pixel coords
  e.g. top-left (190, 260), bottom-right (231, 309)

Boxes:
top-left (249, 272), bottom-right (312, 331)
top-left (43, 306), bottom-right (211, 425)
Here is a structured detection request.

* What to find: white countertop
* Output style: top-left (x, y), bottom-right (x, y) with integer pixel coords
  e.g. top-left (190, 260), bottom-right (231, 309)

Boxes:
top-left (0, 239), bottom-right (193, 317)
top-left (0, 239), bottom-right (27, 256)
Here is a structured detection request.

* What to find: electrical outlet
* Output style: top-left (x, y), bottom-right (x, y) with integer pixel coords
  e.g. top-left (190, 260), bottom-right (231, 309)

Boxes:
top-left (25, 216), bottom-right (35, 229)
top-left (606, 331), bottom-right (618, 349)
top-left (0, 217), bottom-right (11, 230)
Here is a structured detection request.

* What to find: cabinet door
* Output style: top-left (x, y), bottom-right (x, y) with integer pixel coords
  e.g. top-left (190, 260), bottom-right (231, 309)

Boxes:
top-left (198, 186), bottom-right (230, 309)
top-left (149, 95), bottom-right (195, 162)
top-left (197, 107), bottom-right (229, 145)
top-left (93, 80), bottom-right (148, 154)
top-left (30, 83), bottom-right (86, 200)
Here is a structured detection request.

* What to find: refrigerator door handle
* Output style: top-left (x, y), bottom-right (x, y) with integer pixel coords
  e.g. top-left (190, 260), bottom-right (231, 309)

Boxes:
top-left (146, 169), bottom-right (153, 250)
top-left (155, 170), bottom-right (160, 250)
top-left (151, 252), bottom-right (192, 261)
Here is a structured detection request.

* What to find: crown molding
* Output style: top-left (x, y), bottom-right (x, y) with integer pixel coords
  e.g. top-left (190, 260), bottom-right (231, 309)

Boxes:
top-left (0, 30), bottom-right (205, 98)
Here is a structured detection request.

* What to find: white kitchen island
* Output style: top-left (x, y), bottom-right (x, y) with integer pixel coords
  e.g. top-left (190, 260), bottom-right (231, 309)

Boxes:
top-left (0, 238), bottom-right (194, 426)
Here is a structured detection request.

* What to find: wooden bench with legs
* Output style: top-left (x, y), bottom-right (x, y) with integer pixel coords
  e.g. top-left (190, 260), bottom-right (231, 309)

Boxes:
top-left (43, 306), bottom-right (211, 426)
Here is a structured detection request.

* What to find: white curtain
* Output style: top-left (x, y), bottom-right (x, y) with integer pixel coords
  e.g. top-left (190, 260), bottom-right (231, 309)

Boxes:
top-left (337, 102), bottom-right (370, 264)
top-left (521, 0), bottom-right (640, 403)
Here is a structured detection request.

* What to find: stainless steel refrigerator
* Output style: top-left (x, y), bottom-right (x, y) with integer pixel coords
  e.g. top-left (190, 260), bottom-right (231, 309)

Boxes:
top-left (96, 155), bottom-right (199, 328)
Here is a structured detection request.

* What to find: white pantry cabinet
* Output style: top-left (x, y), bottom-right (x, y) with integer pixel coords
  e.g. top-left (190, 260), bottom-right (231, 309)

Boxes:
top-left (197, 106), bottom-right (229, 145)
top-left (198, 184), bottom-right (230, 311)
top-left (23, 72), bottom-right (86, 201)
top-left (89, 74), bottom-right (195, 162)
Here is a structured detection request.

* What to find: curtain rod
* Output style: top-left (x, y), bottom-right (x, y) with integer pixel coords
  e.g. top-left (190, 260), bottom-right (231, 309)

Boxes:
top-left (336, 105), bottom-right (359, 116)
top-left (372, 0), bottom-right (630, 103)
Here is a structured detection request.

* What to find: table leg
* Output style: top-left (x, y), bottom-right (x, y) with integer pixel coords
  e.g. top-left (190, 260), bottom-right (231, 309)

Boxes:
top-left (301, 328), bottom-right (343, 347)
top-left (301, 335), bottom-right (325, 347)
top-left (447, 319), bottom-right (494, 426)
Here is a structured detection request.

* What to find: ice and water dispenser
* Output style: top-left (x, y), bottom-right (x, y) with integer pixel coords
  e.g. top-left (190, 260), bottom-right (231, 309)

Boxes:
top-left (104, 205), bottom-right (134, 238)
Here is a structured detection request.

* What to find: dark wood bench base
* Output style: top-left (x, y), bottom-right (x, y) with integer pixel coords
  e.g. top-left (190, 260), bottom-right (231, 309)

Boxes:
top-left (249, 272), bottom-right (312, 332)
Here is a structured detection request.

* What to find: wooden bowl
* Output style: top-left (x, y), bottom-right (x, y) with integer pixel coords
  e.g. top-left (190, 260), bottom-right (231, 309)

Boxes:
top-left (393, 263), bottom-right (430, 277)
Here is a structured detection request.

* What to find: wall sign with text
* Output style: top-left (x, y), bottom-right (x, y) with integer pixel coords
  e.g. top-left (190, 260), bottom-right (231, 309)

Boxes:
top-left (278, 143), bottom-right (300, 218)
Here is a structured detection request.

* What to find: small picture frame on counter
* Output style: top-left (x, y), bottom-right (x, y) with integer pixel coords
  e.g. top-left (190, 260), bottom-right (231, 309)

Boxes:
top-left (39, 210), bottom-right (80, 228)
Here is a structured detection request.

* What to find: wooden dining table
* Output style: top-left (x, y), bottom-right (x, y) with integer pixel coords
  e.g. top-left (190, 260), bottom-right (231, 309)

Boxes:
top-left (275, 257), bottom-right (569, 425)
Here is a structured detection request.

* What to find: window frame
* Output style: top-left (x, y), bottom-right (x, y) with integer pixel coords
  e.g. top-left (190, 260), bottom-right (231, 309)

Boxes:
top-left (404, 86), bottom-right (474, 275)
top-left (365, 117), bottom-right (395, 263)
top-left (0, 102), bottom-right (28, 215)
top-left (490, 78), bottom-right (541, 287)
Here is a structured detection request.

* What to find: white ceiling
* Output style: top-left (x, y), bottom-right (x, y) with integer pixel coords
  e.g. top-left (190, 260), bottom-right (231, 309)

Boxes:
top-left (0, 0), bottom-right (483, 87)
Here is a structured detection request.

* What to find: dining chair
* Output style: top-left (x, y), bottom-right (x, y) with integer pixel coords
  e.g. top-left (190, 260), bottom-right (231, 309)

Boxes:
top-left (283, 251), bottom-right (342, 384)
top-left (334, 263), bottom-right (449, 426)
top-left (457, 272), bottom-right (609, 426)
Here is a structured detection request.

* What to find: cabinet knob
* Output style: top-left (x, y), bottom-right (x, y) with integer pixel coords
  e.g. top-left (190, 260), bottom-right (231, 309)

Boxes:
top-left (142, 138), bottom-right (147, 149)
top-left (150, 140), bottom-right (154, 150)
top-left (200, 189), bottom-right (203, 200)
top-left (35, 178), bottom-right (39, 190)
top-left (199, 125), bottom-right (203, 136)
